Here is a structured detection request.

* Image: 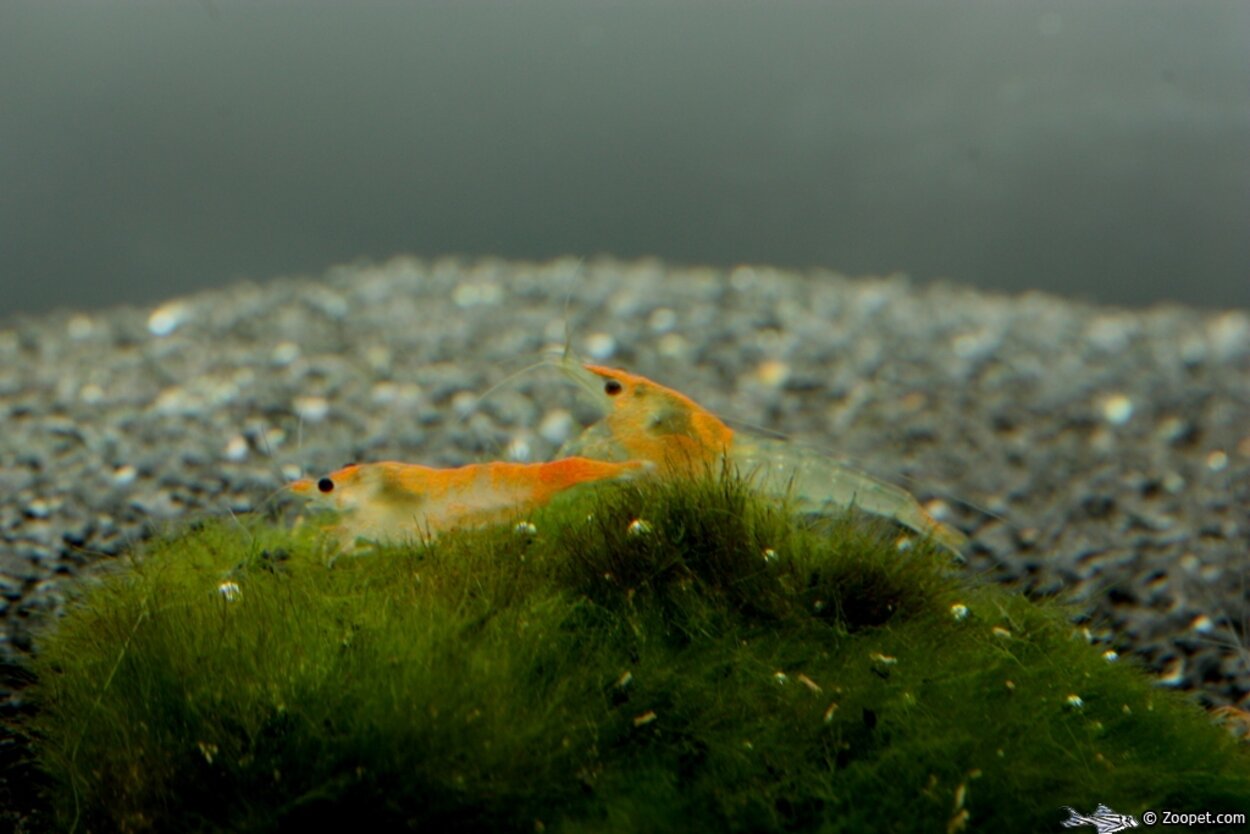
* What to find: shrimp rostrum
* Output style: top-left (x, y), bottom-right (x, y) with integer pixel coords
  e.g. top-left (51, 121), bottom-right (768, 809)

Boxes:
top-left (554, 358), bottom-right (968, 557)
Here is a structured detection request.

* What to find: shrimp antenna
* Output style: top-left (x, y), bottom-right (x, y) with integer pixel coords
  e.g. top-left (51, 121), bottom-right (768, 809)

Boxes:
top-left (472, 358), bottom-right (559, 410)
top-left (558, 255), bottom-right (585, 365)
top-left (238, 416), bottom-right (308, 521)
top-left (469, 256), bottom-right (588, 416)
top-left (1183, 560), bottom-right (1250, 674)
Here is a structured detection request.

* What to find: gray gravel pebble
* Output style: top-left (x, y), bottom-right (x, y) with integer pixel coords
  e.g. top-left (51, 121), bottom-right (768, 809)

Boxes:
top-left (2, 255), bottom-right (1249, 711)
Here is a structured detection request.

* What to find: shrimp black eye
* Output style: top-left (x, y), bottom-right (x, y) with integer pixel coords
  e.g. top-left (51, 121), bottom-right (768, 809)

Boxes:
top-left (317, 477), bottom-right (335, 493)
top-left (604, 379), bottom-right (623, 396)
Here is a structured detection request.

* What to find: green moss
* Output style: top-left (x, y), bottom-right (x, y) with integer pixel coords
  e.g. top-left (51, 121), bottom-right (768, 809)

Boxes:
top-left (26, 470), bottom-right (1250, 833)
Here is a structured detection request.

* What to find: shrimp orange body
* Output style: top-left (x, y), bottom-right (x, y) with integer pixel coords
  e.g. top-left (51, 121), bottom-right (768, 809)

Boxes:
top-left (560, 364), bottom-right (734, 476)
top-left (290, 457), bottom-right (650, 548)
top-left (556, 359), bottom-right (968, 556)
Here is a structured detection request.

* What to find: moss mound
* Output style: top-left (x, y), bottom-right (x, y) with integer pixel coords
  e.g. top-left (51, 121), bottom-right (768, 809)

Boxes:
top-left (24, 471), bottom-right (1250, 832)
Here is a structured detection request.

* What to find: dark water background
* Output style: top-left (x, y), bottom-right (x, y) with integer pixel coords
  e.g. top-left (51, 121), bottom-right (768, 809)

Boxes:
top-left (2, 1), bottom-right (1247, 316)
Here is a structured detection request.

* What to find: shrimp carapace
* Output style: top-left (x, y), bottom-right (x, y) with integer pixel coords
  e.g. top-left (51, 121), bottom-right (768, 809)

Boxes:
top-left (290, 456), bottom-right (651, 548)
top-left (555, 358), bottom-right (968, 556)
top-left (557, 362), bottom-right (734, 476)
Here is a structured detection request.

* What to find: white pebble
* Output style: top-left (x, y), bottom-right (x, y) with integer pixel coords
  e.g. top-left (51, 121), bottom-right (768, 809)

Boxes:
top-left (1179, 334), bottom-right (1207, 365)
top-left (153, 386), bottom-right (191, 414)
top-left (371, 381), bottom-right (421, 407)
top-left (293, 396), bottom-right (330, 423)
top-left (451, 391), bottom-right (478, 418)
top-left (147, 301), bottom-right (190, 337)
top-left (1206, 450), bottom-right (1229, 472)
top-left (1208, 311), bottom-right (1250, 360)
top-left (271, 341), bottom-right (301, 365)
top-left (1099, 393), bottom-right (1134, 426)
top-left (307, 288), bottom-right (349, 319)
top-left (951, 330), bottom-right (993, 360)
top-left (452, 282), bottom-right (502, 308)
top-left (537, 409), bottom-right (574, 445)
top-left (371, 381), bottom-right (398, 404)
top-left (505, 435), bottom-right (532, 462)
top-left (364, 344), bottom-right (392, 371)
top-left (223, 434), bottom-right (249, 462)
top-left (657, 333), bottom-right (688, 358)
top-left (730, 264), bottom-right (759, 290)
top-left (67, 314), bottom-right (95, 340)
top-left (1086, 314), bottom-right (1135, 352)
top-left (584, 332), bottom-right (617, 361)
top-left (262, 427), bottom-right (287, 451)
top-left (648, 307), bottom-right (678, 333)
top-left (1158, 656), bottom-right (1186, 686)
top-left (112, 465), bottom-right (138, 487)
top-left (754, 360), bottom-right (790, 388)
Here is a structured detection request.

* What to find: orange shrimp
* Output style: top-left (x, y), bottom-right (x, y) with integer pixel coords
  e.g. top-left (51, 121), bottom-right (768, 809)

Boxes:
top-left (554, 359), bottom-right (969, 556)
top-left (290, 457), bottom-right (651, 548)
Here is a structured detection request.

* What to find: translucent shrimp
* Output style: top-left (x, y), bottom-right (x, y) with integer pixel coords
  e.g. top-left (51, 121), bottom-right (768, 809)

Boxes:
top-left (289, 457), bottom-right (652, 549)
top-left (554, 359), bottom-right (968, 556)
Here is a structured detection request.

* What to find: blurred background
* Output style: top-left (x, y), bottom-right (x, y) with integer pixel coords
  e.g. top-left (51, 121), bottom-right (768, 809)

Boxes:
top-left (2, 1), bottom-right (1247, 316)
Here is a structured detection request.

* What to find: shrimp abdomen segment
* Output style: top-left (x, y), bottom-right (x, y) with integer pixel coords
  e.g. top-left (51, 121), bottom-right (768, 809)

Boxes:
top-left (520, 457), bottom-right (651, 502)
top-left (729, 435), bottom-right (968, 554)
top-left (368, 458), bottom-right (648, 537)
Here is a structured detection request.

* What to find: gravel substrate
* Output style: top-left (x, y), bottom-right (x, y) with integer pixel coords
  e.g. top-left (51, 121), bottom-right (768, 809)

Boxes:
top-left (2, 255), bottom-right (1249, 713)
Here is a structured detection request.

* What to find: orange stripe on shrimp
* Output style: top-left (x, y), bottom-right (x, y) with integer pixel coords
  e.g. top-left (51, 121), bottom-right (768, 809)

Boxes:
top-left (290, 457), bottom-right (651, 548)
top-left (554, 358), bottom-right (968, 556)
